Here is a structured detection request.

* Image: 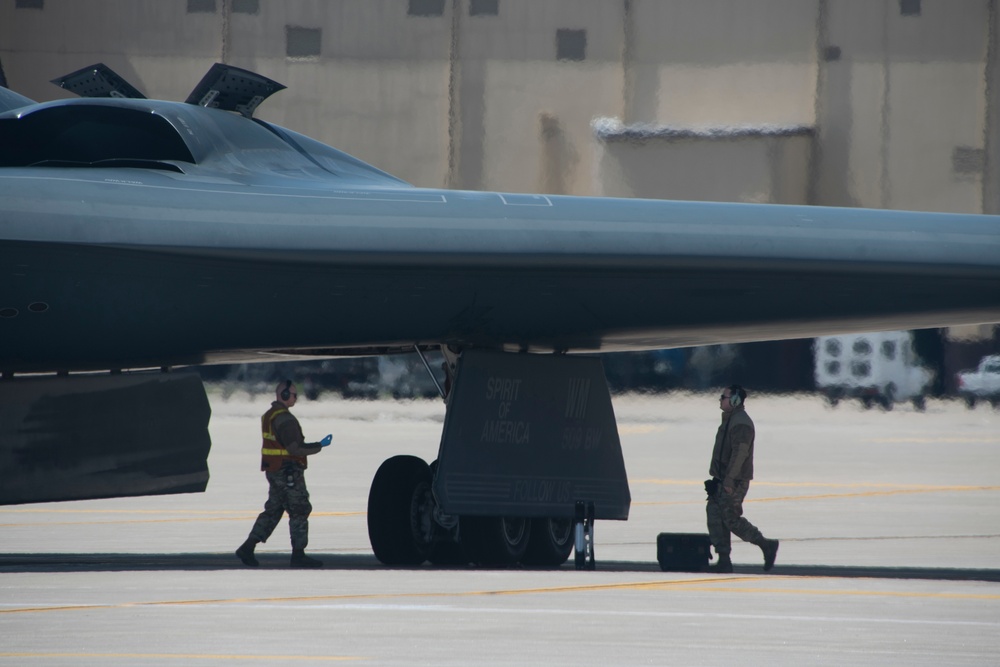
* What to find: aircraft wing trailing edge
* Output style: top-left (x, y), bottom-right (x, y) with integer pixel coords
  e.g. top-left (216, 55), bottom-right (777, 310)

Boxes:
top-left (1, 64), bottom-right (998, 566)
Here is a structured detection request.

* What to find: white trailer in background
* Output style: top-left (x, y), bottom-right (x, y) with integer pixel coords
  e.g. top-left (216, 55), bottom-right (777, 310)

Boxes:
top-left (956, 354), bottom-right (1000, 408)
top-left (813, 331), bottom-right (933, 410)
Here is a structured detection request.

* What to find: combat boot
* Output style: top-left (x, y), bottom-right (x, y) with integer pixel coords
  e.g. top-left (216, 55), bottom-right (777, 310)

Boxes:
top-left (235, 538), bottom-right (259, 567)
top-left (707, 553), bottom-right (733, 573)
top-left (290, 549), bottom-right (323, 569)
top-left (760, 539), bottom-right (779, 571)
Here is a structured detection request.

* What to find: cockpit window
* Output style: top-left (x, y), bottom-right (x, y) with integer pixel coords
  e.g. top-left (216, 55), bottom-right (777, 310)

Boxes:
top-left (0, 105), bottom-right (195, 166)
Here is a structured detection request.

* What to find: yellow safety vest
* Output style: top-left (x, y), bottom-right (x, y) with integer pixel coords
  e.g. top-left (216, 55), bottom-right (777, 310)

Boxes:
top-left (260, 404), bottom-right (307, 472)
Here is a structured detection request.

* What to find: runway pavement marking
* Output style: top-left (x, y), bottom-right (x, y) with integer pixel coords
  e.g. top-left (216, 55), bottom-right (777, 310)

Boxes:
top-left (618, 424), bottom-right (662, 434)
top-left (14, 484), bottom-right (992, 522)
top-left (865, 436), bottom-right (1000, 444)
top-left (3, 575), bottom-right (998, 616)
top-left (0, 653), bottom-right (364, 662)
top-left (4, 482), bottom-right (996, 525)
top-left (0, 510), bottom-right (364, 528)
top-left (642, 580), bottom-right (1000, 600)
top-left (257, 602), bottom-right (1000, 629)
top-left (630, 481), bottom-right (1000, 505)
top-left (782, 533), bottom-right (1000, 542)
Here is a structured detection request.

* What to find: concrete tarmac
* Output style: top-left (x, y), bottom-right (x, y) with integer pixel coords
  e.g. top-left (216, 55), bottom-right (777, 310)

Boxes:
top-left (2, 390), bottom-right (999, 666)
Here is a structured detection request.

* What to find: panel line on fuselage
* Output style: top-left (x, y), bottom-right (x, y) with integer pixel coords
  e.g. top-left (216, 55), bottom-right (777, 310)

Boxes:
top-left (0, 174), bottom-right (448, 204)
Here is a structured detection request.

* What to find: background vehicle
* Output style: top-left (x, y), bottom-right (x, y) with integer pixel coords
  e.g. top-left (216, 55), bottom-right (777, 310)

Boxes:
top-left (956, 354), bottom-right (1000, 409)
top-left (814, 331), bottom-right (933, 410)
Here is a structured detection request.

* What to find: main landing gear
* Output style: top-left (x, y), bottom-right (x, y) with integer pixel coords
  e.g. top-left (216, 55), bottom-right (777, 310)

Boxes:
top-left (366, 455), bottom-right (574, 567)
top-left (365, 349), bottom-right (631, 569)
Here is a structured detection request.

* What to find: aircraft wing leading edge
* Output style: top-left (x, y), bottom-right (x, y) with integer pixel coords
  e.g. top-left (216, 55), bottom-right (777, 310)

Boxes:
top-left (1, 172), bottom-right (998, 374)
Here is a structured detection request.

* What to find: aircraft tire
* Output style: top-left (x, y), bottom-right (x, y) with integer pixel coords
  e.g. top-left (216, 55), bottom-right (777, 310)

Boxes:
top-left (367, 455), bottom-right (433, 565)
top-left (460, 516), bottom-right (531, 566)
top-left (521, 517), bottom-right (574, 567)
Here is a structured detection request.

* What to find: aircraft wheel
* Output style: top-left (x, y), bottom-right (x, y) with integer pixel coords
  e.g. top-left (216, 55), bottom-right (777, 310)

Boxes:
top-left (461, 516), bottom-right (531, 566)
top-left (521, 517), bottom-right (574, 567)
top-left (367, 455), bottom-right (433, 565)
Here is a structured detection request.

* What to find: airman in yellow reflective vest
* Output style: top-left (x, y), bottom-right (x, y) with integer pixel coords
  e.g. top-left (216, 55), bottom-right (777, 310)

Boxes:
top-left (236, 380), bottom-right (329, 568)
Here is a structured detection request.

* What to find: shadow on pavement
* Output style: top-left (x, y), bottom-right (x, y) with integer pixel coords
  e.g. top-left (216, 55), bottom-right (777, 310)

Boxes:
top-left (3, 552), bottom-right (999, 582)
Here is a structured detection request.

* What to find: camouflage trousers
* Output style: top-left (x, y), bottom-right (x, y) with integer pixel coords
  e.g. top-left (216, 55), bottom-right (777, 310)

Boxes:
top-left (249, 463), bottom-right (313, 550)
top-left (706, 479), bottom-right (764, 556)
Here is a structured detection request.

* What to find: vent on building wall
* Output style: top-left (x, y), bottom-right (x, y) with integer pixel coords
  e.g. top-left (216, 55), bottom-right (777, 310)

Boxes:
top-left (953, 146), bottom-right (985, 175)
top-left (286, 26), bottom-right (322, 59)
top-left (187, 0), bottom-right (216, 13)
top-left (409, 0), bottom-right (445, 16)
top-left (900, 0), bottom-right (921, 16)
top-left (15, 0), bottom-right (44, 8)
top-left (233, 0), bottom-right (259, 15)
top-left (557, 29), bottom-right (587, 62)
top-left (470, 0), bottom-right (499, 16)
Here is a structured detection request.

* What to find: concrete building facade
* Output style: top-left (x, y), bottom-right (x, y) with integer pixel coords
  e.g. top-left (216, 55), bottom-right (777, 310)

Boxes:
top-left (2, 0), bottom-right (998, 214)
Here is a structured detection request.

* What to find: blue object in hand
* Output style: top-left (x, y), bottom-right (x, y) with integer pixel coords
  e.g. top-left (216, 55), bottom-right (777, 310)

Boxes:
top-left (320, 434), bottom-right (332, 447)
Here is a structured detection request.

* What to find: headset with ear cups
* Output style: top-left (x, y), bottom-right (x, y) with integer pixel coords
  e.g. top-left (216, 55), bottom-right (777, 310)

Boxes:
top-left (280, 379), bottom-right (293, 401)
top-left (728, 384), bottom-right (746, 408)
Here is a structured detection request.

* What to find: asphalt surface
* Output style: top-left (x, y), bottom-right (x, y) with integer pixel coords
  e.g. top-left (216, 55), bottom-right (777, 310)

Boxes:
top-left (2, 390), bottom-right (999, 666)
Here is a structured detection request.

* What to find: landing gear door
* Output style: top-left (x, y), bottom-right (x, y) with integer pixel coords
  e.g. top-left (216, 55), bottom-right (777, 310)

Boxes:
top-left (433, 350), bottom-right (630, 521)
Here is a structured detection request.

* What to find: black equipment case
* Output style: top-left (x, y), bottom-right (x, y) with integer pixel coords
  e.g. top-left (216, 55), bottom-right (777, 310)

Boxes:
top-left (656, 533), bottom-right (711, 572)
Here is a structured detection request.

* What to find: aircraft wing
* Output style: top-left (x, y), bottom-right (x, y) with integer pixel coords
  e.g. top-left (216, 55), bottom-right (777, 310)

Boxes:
top-left (2, 158), bottom-right (996, 371)
top-left (1, 65), bottom-right (999, 511)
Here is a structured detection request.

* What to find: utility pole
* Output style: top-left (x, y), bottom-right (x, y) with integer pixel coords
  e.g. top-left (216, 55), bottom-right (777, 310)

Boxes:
top-left (220, 0), bottom-right (232, 64)
top-left (984, 0), bottom-right (999, 214)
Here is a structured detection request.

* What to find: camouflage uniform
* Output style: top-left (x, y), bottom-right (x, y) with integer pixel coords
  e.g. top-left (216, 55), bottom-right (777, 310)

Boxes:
top-left (706, 406), bottom-right (765, 555)
top-left (250, 462), bottom-right (313, 549)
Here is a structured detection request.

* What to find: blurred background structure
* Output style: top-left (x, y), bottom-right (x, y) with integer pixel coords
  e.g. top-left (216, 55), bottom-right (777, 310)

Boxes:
top-left (2, 0), bottom-right (998, 400)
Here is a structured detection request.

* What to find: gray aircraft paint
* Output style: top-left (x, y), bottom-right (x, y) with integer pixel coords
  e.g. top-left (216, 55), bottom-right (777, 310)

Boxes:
top-left (434, 350), bottom-right (629, 520)
top-left (3, 98), bottom-right (999, 376)
top-left (0, 372), bottom-right (210, 505)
